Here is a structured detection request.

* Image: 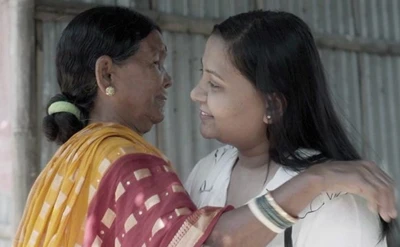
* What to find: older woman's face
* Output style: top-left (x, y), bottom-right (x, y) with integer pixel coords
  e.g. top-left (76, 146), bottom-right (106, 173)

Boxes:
top-left (110, 30), bottom-right (172, 134)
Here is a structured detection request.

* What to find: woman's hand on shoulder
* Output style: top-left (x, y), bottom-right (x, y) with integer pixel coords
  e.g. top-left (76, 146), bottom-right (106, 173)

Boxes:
top-left (306, 160), bottom-right (397, 222)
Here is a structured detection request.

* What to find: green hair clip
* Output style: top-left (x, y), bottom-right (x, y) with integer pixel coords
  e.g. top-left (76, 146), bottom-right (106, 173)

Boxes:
top-left (48, 101), bottom-right (81, 120)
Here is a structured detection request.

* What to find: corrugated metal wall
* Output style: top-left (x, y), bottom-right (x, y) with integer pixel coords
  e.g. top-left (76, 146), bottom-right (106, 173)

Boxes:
top-left (36, 0), bottom-right (400, 181)
top-left (6, 0), bottom-right (396, 244)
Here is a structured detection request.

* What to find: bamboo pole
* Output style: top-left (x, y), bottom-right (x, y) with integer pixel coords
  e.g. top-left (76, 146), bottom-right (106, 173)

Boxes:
top-left (35, 1), bottom-right (400, 56)
top-left (9, 0), bottom-right (39, 235)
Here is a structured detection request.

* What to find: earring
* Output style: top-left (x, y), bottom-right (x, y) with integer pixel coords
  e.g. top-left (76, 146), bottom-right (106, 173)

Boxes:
top-left (266, 115), bottom-right (272, 124)
top-left (105, 86), bottom-right (115, 96)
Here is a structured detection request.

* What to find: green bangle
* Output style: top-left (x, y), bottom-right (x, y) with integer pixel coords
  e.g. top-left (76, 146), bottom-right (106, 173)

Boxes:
top-left (256, 196), bottom-right (292, 229)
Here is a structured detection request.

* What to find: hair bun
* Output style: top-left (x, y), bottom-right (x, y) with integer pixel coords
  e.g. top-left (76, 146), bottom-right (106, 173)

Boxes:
top-left (43, 94), bottom-right (84, 145)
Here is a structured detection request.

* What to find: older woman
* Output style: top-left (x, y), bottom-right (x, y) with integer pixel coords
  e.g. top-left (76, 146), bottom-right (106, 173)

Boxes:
top-left (14, 6), bottom-right (396, 247)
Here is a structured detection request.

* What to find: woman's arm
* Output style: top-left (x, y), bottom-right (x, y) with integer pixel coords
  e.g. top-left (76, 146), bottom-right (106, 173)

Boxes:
top-left (206, 160), bottom-right (397, 246)
top-left (84, 156), bottom-right (396, 247)
top-left (205, 170), bottom-right (321, 246)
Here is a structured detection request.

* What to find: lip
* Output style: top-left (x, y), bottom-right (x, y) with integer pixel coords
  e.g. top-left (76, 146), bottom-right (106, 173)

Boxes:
top-left (157, 94), bottom-right (167, 101)
top-left (199, 110), bottom-right (213, 120)
top-left (156, 94), bottom-right (167, 102)
top-left (156, 95), bottom-right (167, 107)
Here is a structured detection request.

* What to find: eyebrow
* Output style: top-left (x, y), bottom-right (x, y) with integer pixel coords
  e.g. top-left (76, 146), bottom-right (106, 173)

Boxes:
top-left (157, 45), bottom-right (167, 55)
top-left (151, 45), bottom-right (167, 56)
top-left (160, 45), bottom-right (167, 54)
top-left (201, 59), bottom-right (224, 81)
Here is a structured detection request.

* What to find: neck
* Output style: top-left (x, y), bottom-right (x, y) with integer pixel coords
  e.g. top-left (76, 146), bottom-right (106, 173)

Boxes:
top-left (236, 139), bottom-right (271, 169)
top-left (89, 104), bottom-right (143, 136)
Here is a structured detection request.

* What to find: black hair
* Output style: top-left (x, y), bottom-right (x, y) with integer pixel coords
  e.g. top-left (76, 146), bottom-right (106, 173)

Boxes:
top-left (43, 6), bottom-right (160, 144)
top-left (212, 9), bottom-right (396, 241)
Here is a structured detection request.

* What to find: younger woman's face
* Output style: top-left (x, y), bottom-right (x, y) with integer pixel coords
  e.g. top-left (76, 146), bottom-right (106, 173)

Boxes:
top-left (190, 35), bottom-right (269, 149)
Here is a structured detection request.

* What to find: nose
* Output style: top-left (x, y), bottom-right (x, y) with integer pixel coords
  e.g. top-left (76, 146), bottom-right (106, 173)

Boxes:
top-left (163, 70), bottom-right (172, 89)
top-left (190, 83), bottom-right (206, 103)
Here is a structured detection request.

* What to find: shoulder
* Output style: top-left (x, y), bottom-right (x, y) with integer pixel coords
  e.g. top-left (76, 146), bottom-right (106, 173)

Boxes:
top-left (92, 136), bottom-right (142, 165)
top-left (190, 145), bottom-right (236, 177)
top-left (197, 145), bottom-right (237, 169)
top-left (184, 145), bottom-right (236, 193)
top-left (100, 153), bottom-right (176, 190)
top-left (297, 193), bottom-right (384, 246)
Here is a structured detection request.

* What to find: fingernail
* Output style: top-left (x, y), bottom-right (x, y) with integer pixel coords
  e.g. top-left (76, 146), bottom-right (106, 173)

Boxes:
top-left (379, 211), bottom-right (391, 222)
top-left (383, 215), bottom-right (391, 222)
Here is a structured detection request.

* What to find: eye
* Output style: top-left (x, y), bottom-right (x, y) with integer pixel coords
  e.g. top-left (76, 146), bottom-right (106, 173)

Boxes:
top-left (153, 61), bottom-right (161, 69)
top-left (199, 68), bottom-right (204, 76)
top-left (208, 81), bottom-right (219, 88)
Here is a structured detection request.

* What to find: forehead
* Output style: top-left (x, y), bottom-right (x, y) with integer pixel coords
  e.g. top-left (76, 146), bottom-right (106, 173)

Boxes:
top-left (137, 30), bottom-right (167, 56)
top-left (203, 35), bottom-right (260, 97)
top-left (203, 35), bottom-right (239, 75)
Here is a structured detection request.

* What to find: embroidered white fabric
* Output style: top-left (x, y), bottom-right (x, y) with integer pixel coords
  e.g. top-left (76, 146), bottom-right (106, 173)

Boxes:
top-left (185, 145), bottom-right (386, 247)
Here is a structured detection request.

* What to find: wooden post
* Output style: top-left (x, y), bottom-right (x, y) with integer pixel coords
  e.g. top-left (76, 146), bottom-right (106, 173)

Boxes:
top-left (9, 0), bottom-right (39, 235)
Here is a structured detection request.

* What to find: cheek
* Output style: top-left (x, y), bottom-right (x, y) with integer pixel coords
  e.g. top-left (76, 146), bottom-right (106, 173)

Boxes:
top-left (117, 81), bottom-right (148, 111)
top-left (209, 91), bottom-right (245, 116)
top-left (146, 67), bottom-right (164, 84)
top-left (208, 94), bottom-right (245, 131)
top-left (142, 70), bottom-right (165, 99)
top-left (241, 97), bottom-right (265, 124)
top-left (212, 94), bottom-right (265, 128)
top-left (123, 75), bottom-right (157, 101)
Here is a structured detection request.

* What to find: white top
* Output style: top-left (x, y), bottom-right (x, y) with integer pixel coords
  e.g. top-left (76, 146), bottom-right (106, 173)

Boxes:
top-left (185, 145), bottom-right (386, 247)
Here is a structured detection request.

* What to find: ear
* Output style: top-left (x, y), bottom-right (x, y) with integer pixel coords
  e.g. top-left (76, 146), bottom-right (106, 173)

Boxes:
top-left (95, 56), bottom-right (114, 95)
top-left (263, 93), bottom-right (286, 124)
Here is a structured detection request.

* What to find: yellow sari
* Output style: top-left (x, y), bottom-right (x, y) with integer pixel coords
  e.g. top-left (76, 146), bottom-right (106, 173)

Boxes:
top-left (13, 123), bottom-right (228, 247)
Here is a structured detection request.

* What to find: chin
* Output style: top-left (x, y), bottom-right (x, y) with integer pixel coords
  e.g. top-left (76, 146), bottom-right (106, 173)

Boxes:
top-left (154, 115), bottom-right (164, 124)
top-left (151, 112), bottom-right (165, 124)
top-left (200, 126), bottom-right (217, 140)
